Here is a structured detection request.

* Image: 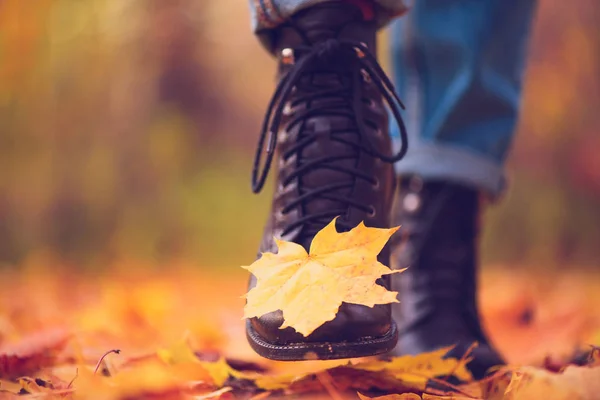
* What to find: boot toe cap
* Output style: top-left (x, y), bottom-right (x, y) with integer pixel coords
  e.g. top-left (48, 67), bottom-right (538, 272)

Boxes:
top-left (250, 302), bottom-right (392, 344)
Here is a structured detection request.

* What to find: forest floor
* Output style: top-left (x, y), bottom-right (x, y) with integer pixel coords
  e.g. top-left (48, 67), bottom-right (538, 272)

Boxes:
top-left (1, 263), bottom-right (599, 399)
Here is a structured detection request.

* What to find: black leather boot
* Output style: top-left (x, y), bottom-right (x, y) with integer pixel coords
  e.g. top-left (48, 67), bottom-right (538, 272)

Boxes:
top-left (390, 176), bottom-right (504, 379)
top-left (246, 2), bottom-right (408, 361)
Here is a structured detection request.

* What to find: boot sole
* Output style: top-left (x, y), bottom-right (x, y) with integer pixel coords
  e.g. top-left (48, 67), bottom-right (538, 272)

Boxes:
top-left (246, 320), bottom-right (398, 361)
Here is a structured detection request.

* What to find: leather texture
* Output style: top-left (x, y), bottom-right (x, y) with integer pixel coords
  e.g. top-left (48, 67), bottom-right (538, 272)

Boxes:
top-left (390, 176), bottom-right (505, 379)
top-left (249, 3), bottom-right (398, 345)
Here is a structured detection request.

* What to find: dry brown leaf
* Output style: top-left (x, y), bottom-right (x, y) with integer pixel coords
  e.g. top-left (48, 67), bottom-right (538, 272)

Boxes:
top-left (357, 391), bottom-right (475, 399)
top-left (251, 348), bottom-right (471, 396)
top-left (243, 219), bottom-right (401, 336)
top-left (254, 364), bottom-right (400, 393)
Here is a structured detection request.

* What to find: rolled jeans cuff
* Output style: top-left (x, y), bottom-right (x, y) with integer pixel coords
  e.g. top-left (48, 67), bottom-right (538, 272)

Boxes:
top-left (393, 139), bottom-right (507, 200)
top-left (249, 0), bottom-right (410, 32)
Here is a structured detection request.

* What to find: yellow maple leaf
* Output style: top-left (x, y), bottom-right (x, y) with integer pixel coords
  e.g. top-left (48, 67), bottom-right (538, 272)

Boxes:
top-left (353, 346), bottom-right (473, 390)
top-left (157, 338), bottom-right (228, 386)
top-left (243, 218), bottom-right (402, 337)
top-left (157, 338), bottom-right (257, 387)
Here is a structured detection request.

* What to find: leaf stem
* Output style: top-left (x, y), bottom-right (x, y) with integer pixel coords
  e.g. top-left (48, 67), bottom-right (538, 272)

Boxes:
top-left (94, 349), bottom-right (121, 375)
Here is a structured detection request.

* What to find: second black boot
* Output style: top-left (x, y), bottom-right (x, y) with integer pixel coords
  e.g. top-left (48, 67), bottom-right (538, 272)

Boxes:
top-left (246, 2), bottom-right (409, 361)
top-left (390, 176), bottom-right (505, 379)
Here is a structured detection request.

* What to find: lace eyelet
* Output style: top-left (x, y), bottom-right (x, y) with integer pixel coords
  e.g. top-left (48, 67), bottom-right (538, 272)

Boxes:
top-left (278, 130), bottom-right (288, 144)
top-left (361, 69), bottom-right (372, 83)
top-left (281, 48), bottom-right (295, 65)
top-left (403, 193), bottom-right (421, 213)
top-left (367, 205), bottom-right (376, 217)
top-left (283, 102), bottom-right (293, 116)
top-left (355, 42), bottom-right (368, 58)
top-left (278, 157), bottom-right (286, 169)
top-left (276, 208), bottom-right (287, 220)
top-left (372, 178), bottom-right (380, 190)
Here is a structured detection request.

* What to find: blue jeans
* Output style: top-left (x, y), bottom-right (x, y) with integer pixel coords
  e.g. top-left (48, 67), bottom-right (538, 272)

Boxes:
top-left (250, 0), bottom-right (537, 198)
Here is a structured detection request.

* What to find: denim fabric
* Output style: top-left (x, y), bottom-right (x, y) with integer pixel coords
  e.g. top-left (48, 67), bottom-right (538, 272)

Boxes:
top-left (248, 0), bottom-right (409, 31)
top-left (389, 0), bottom-right (537, 197)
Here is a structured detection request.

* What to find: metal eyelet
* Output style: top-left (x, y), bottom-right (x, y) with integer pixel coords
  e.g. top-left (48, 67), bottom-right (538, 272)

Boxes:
top-left (361, 69), bottom-right (372, 83)
top-left (367, 205), bottom-right (376, 217)
top-left (276, 182), bottom-right (285, 194)
top-left (278, 156), bottom-right (286, 169)
top-left (283, 102), bottom-right (293, 116)
top-left (278, 130), bottom-right (288, 144)
top-left (372, 178), bottom-right (380, 190)
top-left (276, 208), bottom-right (287, 220)
top-left (281, 48), bottom-right (295, 65)
top-left (354, 42), bottom-right (369, 59)
top-left (403, 193), bottom-right (421, 213)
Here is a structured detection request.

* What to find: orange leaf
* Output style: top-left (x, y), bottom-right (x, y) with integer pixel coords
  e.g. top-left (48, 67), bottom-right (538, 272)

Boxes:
top-left (358, 394), bottom-right (421, 400)
top-left (357, 392), bottom-right (474, 399)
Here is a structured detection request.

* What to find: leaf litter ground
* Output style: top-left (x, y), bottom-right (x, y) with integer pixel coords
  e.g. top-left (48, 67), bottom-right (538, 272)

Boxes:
top-left (1, 262), bottom-right (600, 399)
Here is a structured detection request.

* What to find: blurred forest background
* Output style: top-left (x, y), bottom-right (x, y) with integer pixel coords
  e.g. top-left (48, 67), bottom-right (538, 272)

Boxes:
top-left (0, 0), bottom-right (599, 271)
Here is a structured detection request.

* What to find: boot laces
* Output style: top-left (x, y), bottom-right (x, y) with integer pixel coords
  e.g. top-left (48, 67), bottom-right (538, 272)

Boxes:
top-left (252, 39), bottom-right (408, 238)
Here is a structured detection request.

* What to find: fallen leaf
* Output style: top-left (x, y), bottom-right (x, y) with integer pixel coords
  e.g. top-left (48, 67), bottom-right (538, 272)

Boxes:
top-left (74, 360), bottom-right (206, 399)
top-left (486, 365), bottom-right (600, 400)
top-left (2, 263), bottom-right (600, 399)
top-left (194, 386), bottom-right (233, 399)
top-left (158, 338), bottom-right (257, 387)
top-left (588, 346), bottom-right (600, 366)
top-left (243, 219), bottom-right (401, 336)
top-left (358, 394), bottom-right (421, 400)
top-left (250, 348), bottom-right (471, 396)
top-left (354, 347), bottom-right (473, 390)
top-left (158, 339), bottom-right (228, 386)
top-left (357, 392), bottom-right (475, 399)
top-left (252, 363), bottom-right (396, 393)
top-left (0, 328), bottom-right (71, 379)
